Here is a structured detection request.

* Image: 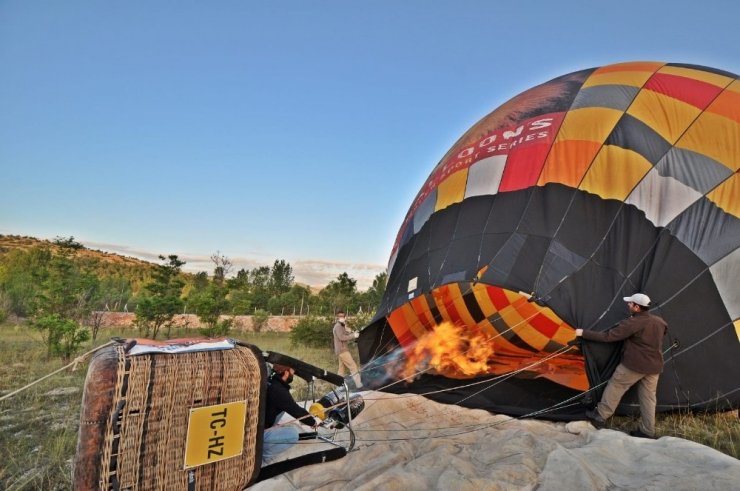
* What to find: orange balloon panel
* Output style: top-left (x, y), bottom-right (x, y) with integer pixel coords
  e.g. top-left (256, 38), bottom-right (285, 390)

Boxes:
top-left (387, 284), bottom-right (588, 391)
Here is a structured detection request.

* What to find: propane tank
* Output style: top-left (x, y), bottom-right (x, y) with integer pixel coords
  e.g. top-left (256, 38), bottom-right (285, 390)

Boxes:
top-left (309, 387), bottom-right (364, 428)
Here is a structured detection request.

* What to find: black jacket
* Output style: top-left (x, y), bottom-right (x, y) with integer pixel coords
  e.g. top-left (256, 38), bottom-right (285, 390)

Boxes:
top-left (265, 375), bottom-right (317, 428)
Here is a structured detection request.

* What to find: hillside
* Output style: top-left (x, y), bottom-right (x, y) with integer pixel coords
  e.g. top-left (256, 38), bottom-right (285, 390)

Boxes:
top-left (0, 234), bottom-right (154, 268)
top-left (0, 234), bottom-right (163, 295)
top-left (0, 234), bottom-right (368, 316)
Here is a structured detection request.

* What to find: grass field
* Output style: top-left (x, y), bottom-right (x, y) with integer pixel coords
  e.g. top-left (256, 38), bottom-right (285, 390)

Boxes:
top-left (0, 323), bottom-right (737, 489)
top-left (0, 323), bottom-right (346, 490)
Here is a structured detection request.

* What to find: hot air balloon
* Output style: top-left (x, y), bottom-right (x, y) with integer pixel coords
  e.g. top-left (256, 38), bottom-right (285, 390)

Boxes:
top-left (358, 61), bottom-right (739, 419)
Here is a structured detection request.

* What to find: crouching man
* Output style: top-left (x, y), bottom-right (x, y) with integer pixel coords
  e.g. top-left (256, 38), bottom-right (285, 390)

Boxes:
top-left (262, 364), bottom-right (318, 465)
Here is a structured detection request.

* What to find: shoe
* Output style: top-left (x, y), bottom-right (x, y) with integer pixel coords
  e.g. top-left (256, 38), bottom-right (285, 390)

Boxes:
top-left (629, 429), bottom-right (656, 439)
top-left (584, 409), bottom-right (606, 428)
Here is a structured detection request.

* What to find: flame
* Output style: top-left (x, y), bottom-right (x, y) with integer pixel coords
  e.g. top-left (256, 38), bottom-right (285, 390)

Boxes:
top-left (401, 321), bottom-right (496, 380)
top-left (393, 320), bottom-right (589, 391)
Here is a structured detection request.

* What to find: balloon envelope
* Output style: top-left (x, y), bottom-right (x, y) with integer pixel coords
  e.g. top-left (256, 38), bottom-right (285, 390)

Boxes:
top-left (358, 61), bottom-right (740, 419)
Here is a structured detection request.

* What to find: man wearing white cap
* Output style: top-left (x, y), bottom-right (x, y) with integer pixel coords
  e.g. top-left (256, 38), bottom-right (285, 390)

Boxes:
top-left (575, 293), bottom-right (668, 438)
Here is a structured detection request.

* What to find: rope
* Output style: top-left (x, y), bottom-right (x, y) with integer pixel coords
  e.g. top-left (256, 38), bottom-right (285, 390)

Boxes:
top-left (276, 344), bottom-right (579, 432)
top-left (354, 345), bottom-right (577, 430)
top-left (241, 333), bottom-right (690, 447)
top-left (243, 339), bottom-right (690, 445)
top-left (341, 305), bottom-right (575, 427)
top-left (0, 340), bottom-right (115, 403)
top-left (345, 343), bottom-right (678, 442)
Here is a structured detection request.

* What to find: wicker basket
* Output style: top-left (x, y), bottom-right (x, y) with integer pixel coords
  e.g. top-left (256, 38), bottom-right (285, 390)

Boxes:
top-left (73, 340), bottom-right (266, 490)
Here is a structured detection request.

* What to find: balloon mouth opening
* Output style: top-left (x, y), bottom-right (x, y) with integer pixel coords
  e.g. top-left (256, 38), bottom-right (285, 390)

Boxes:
top-left (384, 284), bottom-right (588, 391)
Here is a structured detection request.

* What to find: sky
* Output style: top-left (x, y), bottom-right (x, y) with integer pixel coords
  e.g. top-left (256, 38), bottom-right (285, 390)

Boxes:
top-left (1, 1), bottom-right (738, 289)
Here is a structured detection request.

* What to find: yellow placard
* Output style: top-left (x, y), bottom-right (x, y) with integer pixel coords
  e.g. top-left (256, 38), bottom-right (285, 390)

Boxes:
top-left (184, 400), bottom-right (247, 469)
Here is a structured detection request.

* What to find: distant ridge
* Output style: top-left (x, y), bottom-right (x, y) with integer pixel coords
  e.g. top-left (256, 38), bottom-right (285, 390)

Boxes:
top-left (0, 234), bottom-right (157, 268)
top-left (0, 234), bottom-right (331, 292)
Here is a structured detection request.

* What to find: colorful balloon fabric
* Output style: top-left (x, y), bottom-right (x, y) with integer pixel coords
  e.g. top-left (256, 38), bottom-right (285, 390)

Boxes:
top-left (358, 61), bottom-right (739, 419)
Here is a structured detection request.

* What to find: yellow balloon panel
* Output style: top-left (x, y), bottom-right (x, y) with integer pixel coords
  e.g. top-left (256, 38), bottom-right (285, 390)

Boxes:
top-left (678, 111), bottom-right (740, 172)
top-left (435, 169), bottom-right (469, 211)
top-left (582, 62), bottom-right (662, 88)
top-left (707, 173), bottom-right (740, 218)
top-left (580, 145), bottom-right (653, 201)
top-left (627, 90), bottom-right (702, 143)
top-left (554, 107), bottom-right (623, 143)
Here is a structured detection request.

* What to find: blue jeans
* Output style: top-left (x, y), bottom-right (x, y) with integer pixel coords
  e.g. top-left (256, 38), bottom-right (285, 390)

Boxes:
top-left (262, 425), bottom-right (299, 465)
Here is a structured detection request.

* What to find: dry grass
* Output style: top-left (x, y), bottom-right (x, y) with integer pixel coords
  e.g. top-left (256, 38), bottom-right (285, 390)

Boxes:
top-left (0, 323), bottom-right (736, 489)
top-left (611, 410), bottom-right (739, 458)
top-left (238, 330), bottom-right (344, 400)
top-left (0, 324), bottom-right (346, 489)
top-left (0, 325), bottom-right (90, 490)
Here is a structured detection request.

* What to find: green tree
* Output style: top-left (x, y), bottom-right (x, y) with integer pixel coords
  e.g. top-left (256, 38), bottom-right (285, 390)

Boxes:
top-left (249, 266), bottom-right (271, 311)
top-left (40, 250), bottom-right (100, 322)
top-left (88, 275), bottom-right (133, 340)
top-left (0, 247), bottom-right (51, 318)
top-left (211, 251), bottom-right (233, 286)
top-left (191, 284), bottom-right (232, 337)
top-left (226, 268), bottom-right (252, 314)
top-left (33, 313), bottom-right (90, 361)
top-left (0, 245), bottom-right (97, 356)
top-left (269, 259), bottom-right (294, 296)
top-left (331, 272), bottom-right (357, 297)
top-left (191, 271), bottom-right (210, 293)
top-left (319, 272), bottom-right (358, 313)
top-left (135, 255), bottom-right (185, 339)
top-left (227, 268), bottom-right (250, 290)
top-left (291, 284), bottom-right (311, 315)
top-left (53, 235), bottom-right (84, 250)
top-left (184, 271), bottom-right (209, 314)
top-left (229, 289), bottom-right (253, 315)
top-left (265, 283), bottom-right (309, 315)
top-left (190, 253), bottom-right (233, 336)
top-left (267, 291), bottom-right (294, 315)
top-left (96, 275), bottom-right (133, 312)
top-left (361, 271), bottom-right (388, 314)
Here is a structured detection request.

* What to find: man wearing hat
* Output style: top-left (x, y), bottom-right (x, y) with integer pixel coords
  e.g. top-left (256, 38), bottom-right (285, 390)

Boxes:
top-left (262, 364), bottom-right (318, 465)
top-left (575, 293), bottom-right (668, 438)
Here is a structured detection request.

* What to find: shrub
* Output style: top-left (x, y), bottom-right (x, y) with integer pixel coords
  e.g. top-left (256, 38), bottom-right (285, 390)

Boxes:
top-left (290, 315), bottom-right (333, 349)
top-left (347, 311), bottom-right (374, 331)
top-left (199, 318), bottom-right (233, 338)
top-left (252, 309), bottom-right (270, 332)
top-left (32, 313), bottom-right (90, 361)
top-left (0, 291), bottom-right (10, 323)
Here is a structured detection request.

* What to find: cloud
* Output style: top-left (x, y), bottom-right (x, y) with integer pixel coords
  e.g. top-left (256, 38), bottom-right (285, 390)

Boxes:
top-left (81, 241), bottom-right (385, 290)
top-left (290, 258), bottom-right (386, 289)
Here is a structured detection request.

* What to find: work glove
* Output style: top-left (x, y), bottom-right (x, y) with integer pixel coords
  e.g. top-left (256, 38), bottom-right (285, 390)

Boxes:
top-left (353, 331), bottom-right (360, 339)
